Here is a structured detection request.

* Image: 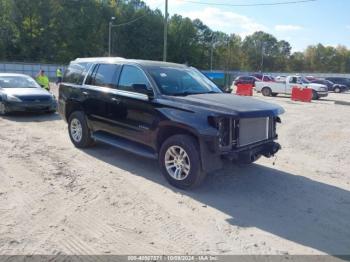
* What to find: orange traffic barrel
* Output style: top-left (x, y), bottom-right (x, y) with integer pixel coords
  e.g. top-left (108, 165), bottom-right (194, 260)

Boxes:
top-left (236, 84), bottom-right (253, 96)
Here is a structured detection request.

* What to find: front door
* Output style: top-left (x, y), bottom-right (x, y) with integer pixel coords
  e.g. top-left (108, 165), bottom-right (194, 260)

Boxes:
top-left (286, 76), bottom-right (298, 94)
top-left (110, 64), bottom-right (157, 147)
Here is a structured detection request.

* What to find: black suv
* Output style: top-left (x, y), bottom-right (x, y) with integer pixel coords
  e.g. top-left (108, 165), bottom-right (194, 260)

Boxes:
top-left (58, 58), bottom-right (284, 189)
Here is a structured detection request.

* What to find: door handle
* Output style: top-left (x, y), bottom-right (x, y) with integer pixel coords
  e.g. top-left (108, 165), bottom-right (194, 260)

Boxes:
top-left (82, 91), bottom-right (89, 96)
top-left (111, 97), bottom-right (121, 104)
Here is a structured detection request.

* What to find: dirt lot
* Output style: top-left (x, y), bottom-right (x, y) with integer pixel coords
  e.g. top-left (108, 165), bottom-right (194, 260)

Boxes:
top-left (1, 86), bottom-right (350, 255)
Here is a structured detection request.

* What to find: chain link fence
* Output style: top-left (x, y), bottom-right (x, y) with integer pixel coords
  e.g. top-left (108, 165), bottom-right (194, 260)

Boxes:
top-left (0, 61), bottom-right (67, 80)
top-left (1, 61), bottom-right (349, 86)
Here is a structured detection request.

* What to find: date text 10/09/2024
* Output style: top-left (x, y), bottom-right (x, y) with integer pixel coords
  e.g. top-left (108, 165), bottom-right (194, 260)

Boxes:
top-left (127, 255), bottom-right (218, 261)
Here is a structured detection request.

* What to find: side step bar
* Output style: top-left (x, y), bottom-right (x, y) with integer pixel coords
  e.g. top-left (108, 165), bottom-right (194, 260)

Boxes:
top-left (92, 131), bottom-right (158, 159)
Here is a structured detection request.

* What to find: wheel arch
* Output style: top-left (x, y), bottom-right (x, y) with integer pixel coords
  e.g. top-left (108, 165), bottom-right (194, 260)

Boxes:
top-left (156, 124), bottom-right (199, 151)
top-left (65, 100), bottom-right (84, 122)
top-left (156, 123), bottom-right (223, 173)
top-left (262, 86), bottom-right (272, 91)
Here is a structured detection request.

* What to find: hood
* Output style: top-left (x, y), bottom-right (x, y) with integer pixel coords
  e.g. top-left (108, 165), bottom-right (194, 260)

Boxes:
top-left (304, 83), bottom-right (327, 90)
top-left (1, 87), bottom-right (51, 97)
top-left (164, 93), bottom-right (284, 118)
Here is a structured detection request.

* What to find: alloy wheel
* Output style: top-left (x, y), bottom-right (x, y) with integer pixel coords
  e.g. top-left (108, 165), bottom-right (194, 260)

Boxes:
top-left (70, 118), bottom-right (83, 142)
top-left (165, 145), bottom-right (191, 181)
top-left (0, 103), bottom-right (6, 115)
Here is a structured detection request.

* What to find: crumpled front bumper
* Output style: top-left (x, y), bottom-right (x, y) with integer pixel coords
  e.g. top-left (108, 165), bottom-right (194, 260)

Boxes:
top-left (316, 91), bottom-right (328, 97)
top-left (222, 140), bottom-right (281, 164)
top-left (4, 101), bottom-right (57, 112)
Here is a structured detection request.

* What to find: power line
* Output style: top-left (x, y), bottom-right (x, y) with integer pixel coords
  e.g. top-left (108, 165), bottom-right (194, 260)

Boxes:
top-left (112, 3), bottom-right (164, 27)
top-left (112, 13), bottom-right (151, 27)
top-left (180, 0), bottom-right (316, 7)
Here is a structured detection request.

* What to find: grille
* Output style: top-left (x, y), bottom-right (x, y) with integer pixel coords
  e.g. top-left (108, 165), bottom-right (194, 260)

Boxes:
top-left (238, 117), bottom-right (270, 147)
top-left (17, 95), bottom-right (51, 102)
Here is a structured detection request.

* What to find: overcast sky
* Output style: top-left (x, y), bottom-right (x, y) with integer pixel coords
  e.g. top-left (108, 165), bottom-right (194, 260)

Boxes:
top-left (144, 0), bottom-right (350, 52)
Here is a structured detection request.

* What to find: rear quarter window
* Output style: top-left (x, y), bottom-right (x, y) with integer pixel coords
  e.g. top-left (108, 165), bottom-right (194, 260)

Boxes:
top-left (63, 62), bottom-right (91, 85)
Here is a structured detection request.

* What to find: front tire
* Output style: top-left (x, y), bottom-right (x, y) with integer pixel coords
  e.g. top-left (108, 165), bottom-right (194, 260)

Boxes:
top-left (159, 134), bottom-right (206, 189)
top-left (68, 111), bottom-right (94, 148)
top-left (334, 87), bottom-right (341, 93)
top-left (312, 90), bottom-right (319, 100)
top-left (46, 109), bottom-right (56, 114)
top-left (262, 87), bottom-right (272, 96)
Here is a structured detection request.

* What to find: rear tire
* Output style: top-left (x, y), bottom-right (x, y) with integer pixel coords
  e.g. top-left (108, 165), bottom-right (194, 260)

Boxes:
top-left (262, 87), bottom-right (272, 96)
top-left (68, 111), bottom-right (94, 148)
top-left (159, 134), bottom-right (206, 189)
top-left (0, 102), bottom-right (7, 116)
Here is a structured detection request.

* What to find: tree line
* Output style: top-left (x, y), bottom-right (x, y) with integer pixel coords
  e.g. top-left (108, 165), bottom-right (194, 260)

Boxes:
top-left (0, 0), bottom-right (349, 73)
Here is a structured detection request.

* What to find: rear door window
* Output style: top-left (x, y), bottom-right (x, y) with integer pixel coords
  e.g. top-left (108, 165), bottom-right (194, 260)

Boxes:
top-left (86, 64), bottom-right (121, 88)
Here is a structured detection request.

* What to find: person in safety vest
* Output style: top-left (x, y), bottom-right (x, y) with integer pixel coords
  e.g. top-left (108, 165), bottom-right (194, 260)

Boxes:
top-left (36, 70), bottom-right (50, 91)
top-left (56, 68), bottom-right (62, 84)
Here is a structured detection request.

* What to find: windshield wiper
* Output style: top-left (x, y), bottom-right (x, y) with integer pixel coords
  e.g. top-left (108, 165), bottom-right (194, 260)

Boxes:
top-left (172, 91), bottom-right (218, 96)
top-left (172, 91), bottom-right (197, 96)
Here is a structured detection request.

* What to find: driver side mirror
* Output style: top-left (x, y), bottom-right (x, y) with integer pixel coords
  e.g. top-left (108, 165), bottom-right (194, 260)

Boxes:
top-left (132, 84), bottom-right (154, 99)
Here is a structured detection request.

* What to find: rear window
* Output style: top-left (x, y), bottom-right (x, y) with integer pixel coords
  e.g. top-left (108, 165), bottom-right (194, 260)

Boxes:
top-left (0, 75), bottom-right (40, 88)
top-left (63, 62), bottom-right (91, 85)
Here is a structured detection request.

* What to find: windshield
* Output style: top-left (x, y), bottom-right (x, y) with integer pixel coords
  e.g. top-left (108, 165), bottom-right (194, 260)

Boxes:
top-left (299, 77), bottom-right (310, 84)
top-left (147, 67), bottom-right (222, 96)
top-left (0, 76), bottom-right (40, 88)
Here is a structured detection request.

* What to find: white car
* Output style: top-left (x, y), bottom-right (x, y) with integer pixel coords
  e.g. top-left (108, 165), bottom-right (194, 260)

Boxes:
top-left (274, 76), bottom-right (287, 82)
top-left (255, 75), bottom-right (328, 100)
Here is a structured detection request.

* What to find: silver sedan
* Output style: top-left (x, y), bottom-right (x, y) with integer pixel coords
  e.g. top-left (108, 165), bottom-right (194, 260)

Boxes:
top-left (0, 73), bottom-right (57, 115)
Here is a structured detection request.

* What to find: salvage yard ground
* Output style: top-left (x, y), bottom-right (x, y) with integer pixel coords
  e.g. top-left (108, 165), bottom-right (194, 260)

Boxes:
top-left (0, 86), bottom-right (350, 255)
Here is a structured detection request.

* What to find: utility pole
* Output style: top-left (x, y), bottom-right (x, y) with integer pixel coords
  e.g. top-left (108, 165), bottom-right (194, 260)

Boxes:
top-left (210, 34), bottom-right (215, 71)
top-left (260, 43), bottom-right (265, 73)
top-left (163, 0), bottom-right (168, 61)
top-left (108, 17), bottom-right (116, 57)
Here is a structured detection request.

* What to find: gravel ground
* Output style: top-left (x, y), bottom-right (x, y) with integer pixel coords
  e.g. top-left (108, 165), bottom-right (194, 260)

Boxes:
top-left (0, 86), bottom-right (350, 255)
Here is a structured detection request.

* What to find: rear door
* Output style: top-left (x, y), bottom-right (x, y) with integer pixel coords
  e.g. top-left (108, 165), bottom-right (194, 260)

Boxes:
top-left (59, 62), bottom-right (92, 119)
top-left (83, 63), bottom-right (122, 134)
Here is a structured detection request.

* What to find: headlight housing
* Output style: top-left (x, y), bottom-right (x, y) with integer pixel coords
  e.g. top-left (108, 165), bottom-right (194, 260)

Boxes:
top-left (5, 94), bottom-right (22, 102)
top-left (208, 116), bottom-right (237, 150)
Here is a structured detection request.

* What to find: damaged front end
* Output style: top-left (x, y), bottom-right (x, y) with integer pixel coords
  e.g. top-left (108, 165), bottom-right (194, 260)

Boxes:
top-left (209, 115), bottom-right (282, 164)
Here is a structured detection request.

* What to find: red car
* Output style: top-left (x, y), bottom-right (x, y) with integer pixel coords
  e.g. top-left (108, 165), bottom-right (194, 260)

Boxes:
top-left (234, 76), bottom-right (260, 86)
top-left (252, 73), bottom-right (275, 82)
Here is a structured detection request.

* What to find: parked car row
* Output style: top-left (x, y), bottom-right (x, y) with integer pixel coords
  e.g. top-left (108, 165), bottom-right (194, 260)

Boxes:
top-left (234, 73), bottom-right (350, 99)
top-left (255, 75), bottom-right (328, 100)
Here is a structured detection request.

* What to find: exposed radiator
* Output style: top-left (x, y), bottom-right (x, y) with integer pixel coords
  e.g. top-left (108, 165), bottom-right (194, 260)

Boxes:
top-left (238, 117), bottom-right (270, 147)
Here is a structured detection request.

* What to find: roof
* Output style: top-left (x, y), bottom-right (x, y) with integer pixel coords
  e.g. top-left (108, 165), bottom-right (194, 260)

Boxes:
top-left (73, 57), bottom-right (189, 69)
top-left (0, 73), bottom-right (30, 77)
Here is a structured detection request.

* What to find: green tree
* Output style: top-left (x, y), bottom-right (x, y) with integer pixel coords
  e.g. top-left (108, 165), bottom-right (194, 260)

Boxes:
top-left (167, 15), bottom-right (198, 65)
top-left (0, 0), bottom-right (349, 73)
